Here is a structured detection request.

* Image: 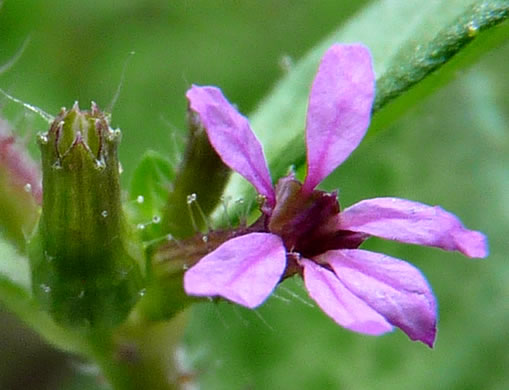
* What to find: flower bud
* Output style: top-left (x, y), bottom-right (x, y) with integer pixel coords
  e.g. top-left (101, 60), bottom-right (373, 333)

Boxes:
top-left (0, 118), bottom-right (41, 248)
top-left (29, 102), bottom-right (144, 329)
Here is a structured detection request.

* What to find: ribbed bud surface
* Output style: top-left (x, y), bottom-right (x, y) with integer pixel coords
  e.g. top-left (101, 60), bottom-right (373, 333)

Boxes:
top-left (29, 103), bottom-right (144, 329)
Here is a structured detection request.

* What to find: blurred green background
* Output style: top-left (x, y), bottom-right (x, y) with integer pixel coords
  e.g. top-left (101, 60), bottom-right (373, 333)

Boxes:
top-left (0, 0), bottom-right (508, 389)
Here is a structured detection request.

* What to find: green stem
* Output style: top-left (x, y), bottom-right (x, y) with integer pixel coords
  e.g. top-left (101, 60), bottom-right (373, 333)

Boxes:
top-left (90, 309), bottom-right (190, 390)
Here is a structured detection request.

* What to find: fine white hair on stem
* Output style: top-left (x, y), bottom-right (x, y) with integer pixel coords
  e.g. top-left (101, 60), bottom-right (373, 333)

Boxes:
top-left (107, 50), bottom-right (136, 115)
top-left (252, 309), bottom-right (274, 332)
top-left (270, 292), bottom-right (291, 304)
top-left (0, 36), bottom-right (31, 75)
top-left (279, 286), bottom-right (315, 308)
top-left (231, 305), bottom-right (250, 328)
top-left (221, 196), bottom-right (235, 229)
top-left (210, 300), bottom-right (230, 330)
top-left (186, 193), bottom-right (213, 234)
top-left (160, 115), bottom-right (185, 168)
top-left (0, 88), bottom-right (54, 123)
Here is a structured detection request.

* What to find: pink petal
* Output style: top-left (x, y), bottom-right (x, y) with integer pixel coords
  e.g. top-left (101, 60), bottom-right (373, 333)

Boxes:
top-left (302, 44), bottom-right (375, 194)
top-left (319, 249), bottom-right (437, 347)
top-left (339, 197), bottom-right (488, 258)
top-left (183, 232), bottom-right (286, 308)
top-left (186, 85), bottom-right (275, 205)
top-left (302, 259), bottom-right (393, 336)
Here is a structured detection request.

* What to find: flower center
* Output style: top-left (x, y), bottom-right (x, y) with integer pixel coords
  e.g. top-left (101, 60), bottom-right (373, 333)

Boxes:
top-left (267, 175), bottom-right (365, 258)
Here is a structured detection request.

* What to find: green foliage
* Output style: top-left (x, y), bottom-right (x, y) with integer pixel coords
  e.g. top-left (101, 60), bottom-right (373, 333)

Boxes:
top-left (0, 239), bottom-right (91, 355)
top-left (128, 150), bottom-right (175, 240)
top-left (217, 0), bottom-right (509, 220)
top-left (129, 151), bottom-right (175, 222)
top-left (371, 0), bottom-right (509, 133)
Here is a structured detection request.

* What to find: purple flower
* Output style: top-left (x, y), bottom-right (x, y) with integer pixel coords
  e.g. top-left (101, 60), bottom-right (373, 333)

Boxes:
top-left (183, 44), bottom-right (488, 347)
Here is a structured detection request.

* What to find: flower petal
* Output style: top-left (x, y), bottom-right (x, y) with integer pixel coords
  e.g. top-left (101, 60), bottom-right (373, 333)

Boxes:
top-left (183, 232), bottom-right (286, 308)
top-left (320, 249), bottom-right (437, 347)
top-left (186, 85), bottom-right (275, 204)
top-left (302, 258), bottom-right (393, 336)
top-left (339, 197), bottom-right (488, 258)
top-left (303, 44), bottom-right (375, 193)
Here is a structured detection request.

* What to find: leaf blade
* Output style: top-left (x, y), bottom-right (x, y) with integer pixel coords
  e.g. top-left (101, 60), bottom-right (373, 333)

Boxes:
top-left (213, 0), bottom-right (509, 223)
top-left (0, 239), bottom-right (91, 355)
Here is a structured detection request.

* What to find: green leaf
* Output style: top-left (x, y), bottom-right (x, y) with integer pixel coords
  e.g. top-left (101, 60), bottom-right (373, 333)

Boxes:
top-left (371, 1), bottom-right (509, 133)
top-left (0, 238), bottom-right (91, 356)
top-left (212, 0), bottom-right (508, 223)
top-left (128, 150), bottom-right (176, 228)
top-left (0, 238), bottom-right (30, 291)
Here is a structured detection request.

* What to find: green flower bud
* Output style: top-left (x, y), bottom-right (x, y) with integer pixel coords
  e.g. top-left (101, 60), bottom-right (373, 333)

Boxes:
top-left (29, 102), bottom-right (144, 329)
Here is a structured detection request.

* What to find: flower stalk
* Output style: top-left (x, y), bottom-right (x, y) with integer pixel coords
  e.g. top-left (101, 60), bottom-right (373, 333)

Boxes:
top-left (89, 310), bottom-right (190, 390)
